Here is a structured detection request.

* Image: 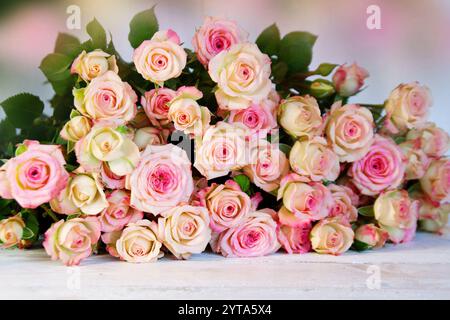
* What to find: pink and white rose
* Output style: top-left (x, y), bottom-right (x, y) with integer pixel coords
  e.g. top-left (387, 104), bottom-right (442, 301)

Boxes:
top-left (158, 205), bottom-right (211, 259)
top-left (310, 217), bottom-right (354, 255)
top-left (289, 136), bottom-right (340, 182)
top-left (354, 223), bottom-right (388, 249)
top-left (277, 219), bottom-right (312, 254)
top-left (374, 190), bottom-right (419, 244)
top-left (141, 88), bottom-right (177, 127)
top-left (328, 184), bottom-right (358, 223)
top-left (420, 158), bottom-right (450, 203)
top-left (398, 139), bottom-right (430, 180)
top-left (384, 82), bottom-right (432, 134)
top-left (133, 127), bottom-right (170, 151)
top-left (406, 122), bottom-right (449, 158)
top-left (208, 43), bottom-right (272, 110)
top-left (133, 29), bottom-right (187, 84)
top-left (332, 63), bottom-right (369, 97)
top-left (60, 115), bottom-right (92, 142)
top-left (0, 215), bottom-right (26, 249)
top-left (325, 102), bottom-right (374, 162)
top-left (71, 49), bottom-right (118, 82)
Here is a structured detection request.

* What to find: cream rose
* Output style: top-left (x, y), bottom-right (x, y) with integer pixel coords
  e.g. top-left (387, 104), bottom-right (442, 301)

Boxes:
top-left (406, 122), bottom-right (449, 158)
top-left (60, 115), bottom-right (92, 142)
top-left (194, 122), bottom-right (249, 180)
top-left (415, 194), bottom-right (450, 234)
top-left (158, 205), bottom-right (211, 259)
top-left (384, 82), bottom-right (432, 134)
top-left (115, 219), bottom-right (163, 263)
top-left (43, 217), bottom-right (101, 266)
top-left (71, 49), bottom-right (118, 82)
top-left (129, 144), bottom-right (194, 215)
top-left (208, 43), bottom-right (272, 110)
top-left (50, 172), bottom-right (108, 215)
top-left (243, 139), bottom-right (289, 193)
top-left (168, 86), bottom-right (211, 137)
top-left (399, 140), bottom-right (430, 180)
top-left (278, 95), bottom-right (323, 138)
top-left (354, 223), bottom-right (388, 249)
top-left (0, 215), bottom-right (26, 249)
top-left (133, 126), bottom-right (170, 151)
top-left (75, 122), bottom-right (140, 176)
top-left (325, 102), bottom-right (374, 162)
top-left (310, 218), bottom-right (354, 255)
top-left (420, 158), bottom-right (450, 203)
top-left (133, 29), bottom-right (187, 84)
top-left (289, 136), bottom-right (340, 182)
top-left (74, 71), bottom-right (137, 124)
top-left (374, 190), bottom-right (419, 244)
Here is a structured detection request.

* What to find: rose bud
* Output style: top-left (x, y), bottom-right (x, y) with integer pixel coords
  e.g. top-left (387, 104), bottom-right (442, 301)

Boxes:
top-left (332, 63), bottom-right (369, 97)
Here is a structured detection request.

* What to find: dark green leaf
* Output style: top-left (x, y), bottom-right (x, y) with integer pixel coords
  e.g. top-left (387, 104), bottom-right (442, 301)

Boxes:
top-left (271, 61), bottom-right (288, 83)
top-left (279, 143), bottom-right (292, 156)
top-left (394, 136), bottom-right (406, 145)
top-left (279, 31), bottom-right (317, 74)
top-left (21, 227), bottom-right (35, 240)
top-left (358, 205), bottom-right (374, 217)
top-left (351, 239), bottom-right (372, 251)
top-left (407, 182), bottom-right (422, 196)
top-left (310, 63), bottom-right (338, 76)
top-left (67, 213), bottom-right (81, 220)
top-left (54, 33), bottom-right (81, 58)
top-left (40, 53), bottom-right (73, 82)
top-left (128, 6), bottom-right (159, 49)
top-left (1, 93), bottom-right (44, 128)
top-left (233, 174), bottom-right (251, 194)
top-left (86, 18), bottom-right (107, 50)
top-left (0, 119), bottom-right (16, 147)
top-left (256, 23), bottom-right (280, 56)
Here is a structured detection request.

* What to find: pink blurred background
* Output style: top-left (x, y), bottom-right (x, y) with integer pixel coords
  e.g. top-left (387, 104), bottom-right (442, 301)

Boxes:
top-left (0, 0), bottom-right (449, 131)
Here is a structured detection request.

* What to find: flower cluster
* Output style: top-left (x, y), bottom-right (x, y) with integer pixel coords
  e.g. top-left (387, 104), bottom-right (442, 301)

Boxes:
top-left (0, 9), bottom-right (448, 265)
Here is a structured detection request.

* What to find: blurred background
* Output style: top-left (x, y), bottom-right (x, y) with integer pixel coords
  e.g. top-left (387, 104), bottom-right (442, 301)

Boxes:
top-left (0, 0), bottom-right (449, 130)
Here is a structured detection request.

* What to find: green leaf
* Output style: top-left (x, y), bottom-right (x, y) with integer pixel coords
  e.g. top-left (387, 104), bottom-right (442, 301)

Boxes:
top-left (67, 213), bottom-right (81, 220)
top-left (14, 143), bottom-right (27, 156)
top-left (128, 6), bottom-right (159, 49)
top-left (40, 53), bottom-right (73, 81)
top-left (86, 18), bottom-right (107, 50)
top-left (358, 205), bottom-right (374, 217)
top-left (279, 143), bottom-right (292, 156)
top-left (1, 93), bottom-right (44, 129)
top-left (21, 227), bottom-right (35, 240)
top-left (310, 63), bottom-right (338, 76)
top-left (256, 23), bottom-right (280, 56)
top-left (351, 239), bottom-right (372, 251)
top-left (66, 141), bottom-right (75, 154)
top-left (279, 31), bottom-right (317, 74)
top-left (116, 125), bottom-right (129, 134)
top-left (233, 174), bottom-right (251, 194)
top-left (70, 109), bottom-right (82, 119)
top-left (408, 182), bottom-right (422, 196)
top-left (0, 119), bottom-right (16, 147)
top-left (54, 33), bottom-right (81, 58)
top-left (271, 61), bottom-right (288, 83)
top-left (394, 136), bottom-right (406, 145)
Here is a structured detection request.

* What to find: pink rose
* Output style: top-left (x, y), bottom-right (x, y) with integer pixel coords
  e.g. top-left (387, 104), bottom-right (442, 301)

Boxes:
top-left (100, 163), bottom-right (126, 189)
top-left (277, 174), bottom-right (333, 225)
top-left (196, 180), bottom-right (251, 232)
top-left (349, 135), bottom-right (406, 196)
top-left (141, 88), bottom-right (177, 127)
top-left (227, 96), bottom-right (278, 135)
top-left (192, 16), bottom-right (248, 67)
top-left (73, 71), bottom-right (137, 124)
top-left (43, 217), bottom-right (101, 266)
top-left (383, 82), bottom-right (432, 134)
top-left (328, 184), bottom-right (358, 223)
top-left (0, 140), bottom-right (68, 209)
top-left (420, 158), bottom-right (450, 203)
top-left (242, 139), bottom-right (289, 193)
top-left (325, 102), bottom-right (374, 162)
top-left (277, 219), bottom-right (312, 254)
top-left (332, 63), bottom-right (369, 97)
top-left (211, 209), bottom-right (280, 258)
top-left (133, 127), bottom-right (170, 151)
top-left (99, 190), bottom-right (144, 232)
top-left (129, 144), bottom-right (194, 215)
top-left (406, 122), bottom-right (449, 158)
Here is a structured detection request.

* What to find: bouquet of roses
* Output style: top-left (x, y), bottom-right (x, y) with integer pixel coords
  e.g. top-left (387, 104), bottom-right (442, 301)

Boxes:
top-left (0, 7), bottom-right (448, 265)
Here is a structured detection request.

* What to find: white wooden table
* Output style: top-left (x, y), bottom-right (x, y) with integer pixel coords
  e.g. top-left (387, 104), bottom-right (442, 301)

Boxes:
top-left (1, 228), bottom-right (449, 300)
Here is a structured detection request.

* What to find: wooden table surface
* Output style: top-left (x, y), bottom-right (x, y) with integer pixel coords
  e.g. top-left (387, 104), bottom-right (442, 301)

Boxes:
top-left (1, 228), bottom-right (449, 300)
